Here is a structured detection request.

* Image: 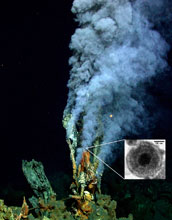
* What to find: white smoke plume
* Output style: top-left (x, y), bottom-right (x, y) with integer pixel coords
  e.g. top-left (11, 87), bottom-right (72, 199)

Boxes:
top-left (64, 0), bottom-right (170, 171)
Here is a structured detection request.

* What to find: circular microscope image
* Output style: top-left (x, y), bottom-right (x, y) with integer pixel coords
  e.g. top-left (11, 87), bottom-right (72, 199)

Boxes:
top-left (125, 140), bottom-right (166, 179)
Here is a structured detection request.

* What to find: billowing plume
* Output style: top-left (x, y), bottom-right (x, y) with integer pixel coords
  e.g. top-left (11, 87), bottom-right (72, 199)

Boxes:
top-left (64, 0), bottom-right (170, 170)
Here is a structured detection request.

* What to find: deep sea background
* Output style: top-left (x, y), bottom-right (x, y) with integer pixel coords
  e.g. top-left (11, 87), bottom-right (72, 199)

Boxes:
top-left (1, 0), bottom-right (75, 203)
top-left (1, 0), bottom-right (172, 218)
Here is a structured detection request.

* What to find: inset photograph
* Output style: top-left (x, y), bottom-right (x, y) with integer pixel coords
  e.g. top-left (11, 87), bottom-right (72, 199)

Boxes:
top-left (124, 139), bottom-right (166, 179)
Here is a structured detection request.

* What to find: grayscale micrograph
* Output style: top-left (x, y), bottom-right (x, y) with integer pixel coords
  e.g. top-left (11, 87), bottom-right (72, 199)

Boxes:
top-left (125, 139), bottom-right (166, 179)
